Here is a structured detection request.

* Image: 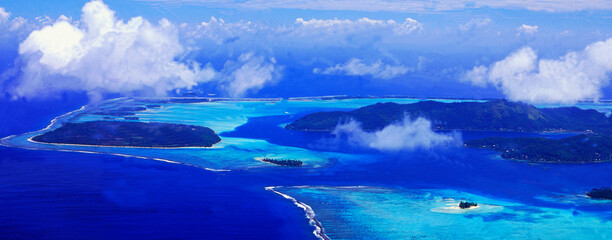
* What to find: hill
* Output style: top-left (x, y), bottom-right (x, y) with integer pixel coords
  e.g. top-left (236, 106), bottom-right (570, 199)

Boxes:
top-left (465, 134), bottom-right (612, 163)
top-left (286, 100), bottom-right (611, 132)
top-left (33, 121), bottom-right (221, 148)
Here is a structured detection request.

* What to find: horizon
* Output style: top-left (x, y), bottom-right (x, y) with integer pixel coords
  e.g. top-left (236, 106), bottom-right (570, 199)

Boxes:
top-left (0, 0), bottom-right (611, 104)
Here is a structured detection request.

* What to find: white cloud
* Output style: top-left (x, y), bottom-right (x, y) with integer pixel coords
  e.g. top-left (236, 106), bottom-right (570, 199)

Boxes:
top-left (9, 16), bottom-right (27, 31)
top-left (182, 16), bottom-right (423, 49)
top-left (558, 30), bottom-right (574, 37)
top-left (417, 56), bottom-right (430, 71)
top-left (332, 117), bottom-right (462, 151)
top-left (0, 7), bottom-right (10, 23)
top-left (288, 17), bottom-right (423, 49)
top-left (182, 17), bottom-right (419, 91)
top-left (9, 0), bottom-right (214, 100)
top-left (459, 18), bottom-right (492, 31)
top-left (34, 16), bottom-right (54, 26)
top-left (314, 58), bottom-right (412, 79)
top-left (0, 8), bottom-right (35, 49)
top-left (131, 0), bottom-right (612, 12)
top-left (463, 37), bottom-right (612, 104)
top-left (295, 17), bottom-right (422, 35)
top-left (219, 52), bottom-right (279, 97)
top-left (184, 16), bottom-right (268, 44)
top-left (516, 24), bottom-right (539, 35)
top-left (463, 65), bottom-right (488, 87)
top-left (0, 7), bottom-right (30, 33)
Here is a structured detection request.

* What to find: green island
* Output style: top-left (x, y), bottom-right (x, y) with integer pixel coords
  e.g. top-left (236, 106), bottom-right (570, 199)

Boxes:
top-left (464, 134), bottom-right (612, 163)
top-left (586, 187), bottom-right (612, 200)
top-left (32, 121), bottom-right (221, 148)
top-left (286, 99), bottom-right (612, 163)
top-left (286, 99), bottom-right (610, 132)
top-left (260, 158), bottom-right (303, 167)
top-left (459, 201), bottom-right (478, 209)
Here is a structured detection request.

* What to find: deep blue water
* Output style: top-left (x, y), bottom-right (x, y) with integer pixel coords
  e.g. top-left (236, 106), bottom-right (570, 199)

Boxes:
top-left (0, 95), bottom-right (89, 137)
top-left (0, 147), bottom-right (315, 240)
top-left (0, 99), bottom-right (312, 240)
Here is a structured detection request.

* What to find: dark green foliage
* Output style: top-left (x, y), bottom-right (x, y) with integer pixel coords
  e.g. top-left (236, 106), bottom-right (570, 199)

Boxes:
top-left (261, 158), bottom-right (303, 167)
top-left (586, 187), bottom-right (612, 200)
top-left (459, 201), bottom-right (478, 209)
top-left (33, 121), bottom-right (221, 148)
top-left (287, 99), bottom-right (612, 163)
top-left (286, 100), bottom-right (611, 132)
top-left (465, 134), bottom-right (612, 163)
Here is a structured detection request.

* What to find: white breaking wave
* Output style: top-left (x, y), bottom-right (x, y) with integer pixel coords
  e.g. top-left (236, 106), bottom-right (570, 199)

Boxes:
top-left (265, 186), bottom-right (330, 240)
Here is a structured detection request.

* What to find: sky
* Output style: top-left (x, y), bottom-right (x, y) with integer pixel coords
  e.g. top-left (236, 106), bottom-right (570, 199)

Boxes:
top-left (0, 0), bottom-right (612, 103)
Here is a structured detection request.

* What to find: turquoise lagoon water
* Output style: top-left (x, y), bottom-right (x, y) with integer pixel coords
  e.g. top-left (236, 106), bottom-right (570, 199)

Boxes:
top-left (0, 97), bottom-right (443, 171)
top-left (3, 97), bottom-right (612, 239)
top-left (273, 186), bottom-right (612, 240)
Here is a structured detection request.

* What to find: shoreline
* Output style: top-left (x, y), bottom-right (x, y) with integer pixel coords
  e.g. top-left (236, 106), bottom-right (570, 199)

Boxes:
top-left (2, 105), bottom-right (89, 140)
top-left (0, 139), bottom-right (230, 172)
top-left (473, 148), bottom-right (612, 165)
top-left (289, 128), bottom-right (590, 134)
top-left (265, 186), bottom-right (331, 240)
top-left (26, 136), bottom-right (221, 150)
top-left (254, 157), bottom-right (305, 167)
top-left (132, 95), bottom-right (612, 104)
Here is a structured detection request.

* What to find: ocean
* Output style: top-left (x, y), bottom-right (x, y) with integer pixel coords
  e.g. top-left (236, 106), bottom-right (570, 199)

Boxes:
top-left (2, 97), bottom-right (612, 239)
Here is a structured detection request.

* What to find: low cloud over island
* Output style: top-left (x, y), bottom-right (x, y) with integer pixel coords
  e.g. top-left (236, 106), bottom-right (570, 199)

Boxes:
top-left (331, 117), bottom-right (462, 152)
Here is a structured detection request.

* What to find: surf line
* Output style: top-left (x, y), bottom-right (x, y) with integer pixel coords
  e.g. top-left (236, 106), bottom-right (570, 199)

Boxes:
top-left (265, 186), bottom-right (330, 240)
top-left (26, 137), bottom-right (219, 150)
top-left (3, 105), bottom-right (89, 142)
top-left (35, 105), bottom-right (87, 134)
top-left (0, 102), bottom-right (232, 172)
top-left (0, 140), bottom-right (230, 173)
